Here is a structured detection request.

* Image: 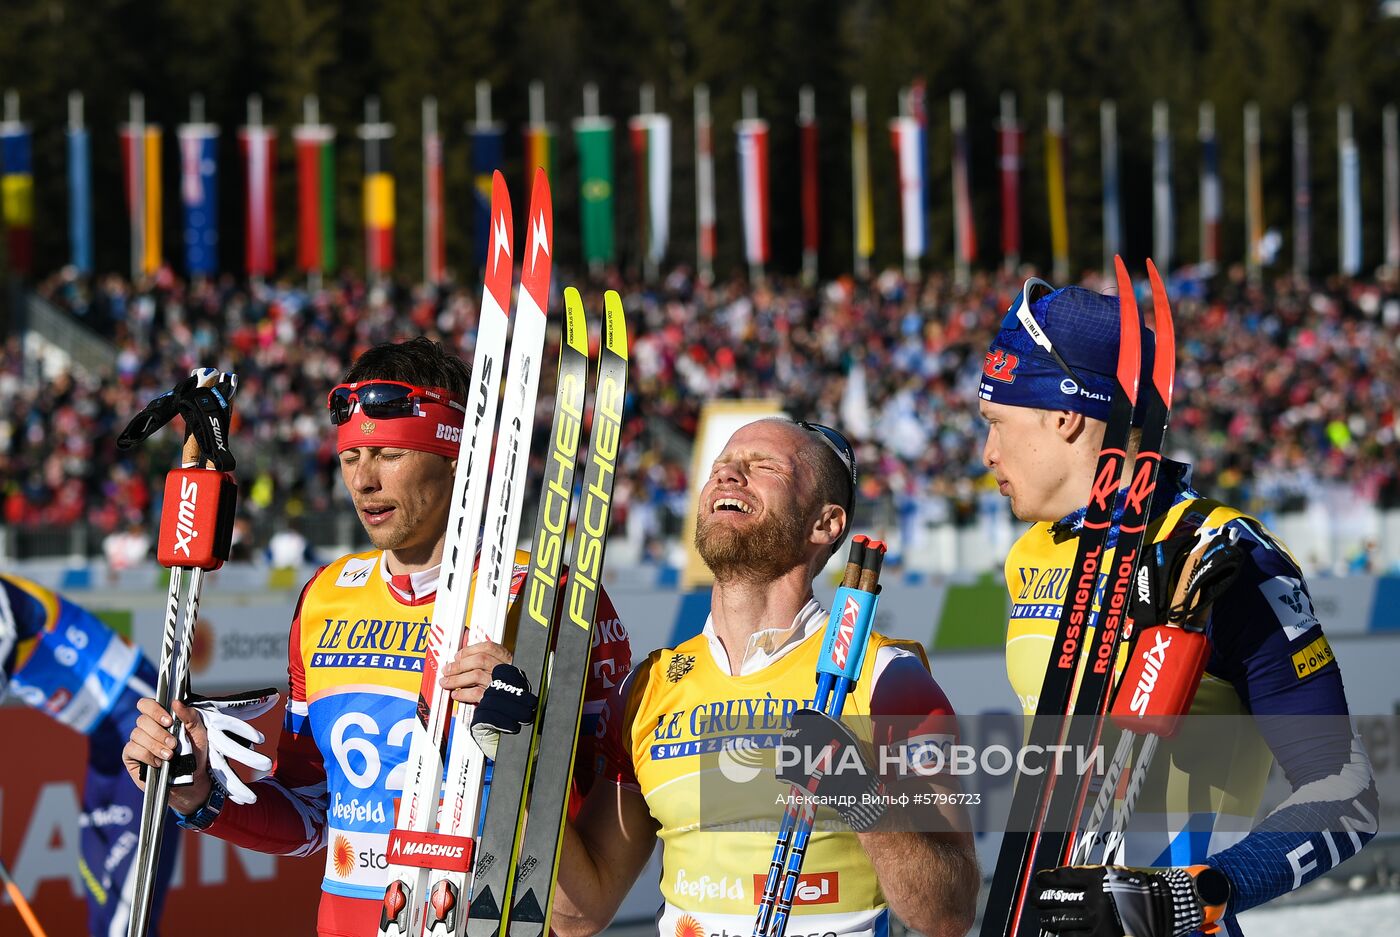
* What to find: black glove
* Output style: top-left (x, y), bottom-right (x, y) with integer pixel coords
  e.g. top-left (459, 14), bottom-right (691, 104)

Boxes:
top-left (775, 707), bottom-right (886, 832)
top-left (1131, 526), bottom-right (1244, 630)
top-left (118, 368), bottom-right (239, 471)
top-left (470, 664), bottom-right (538, 759)
top-left (1034, 864), bottom-right (1231, 937)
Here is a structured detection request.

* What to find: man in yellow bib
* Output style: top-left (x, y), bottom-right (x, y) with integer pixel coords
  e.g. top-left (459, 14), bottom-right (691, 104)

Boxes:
top-left (549, 417), bottom-right (981, 937)
top-left (979, 280), bottom-right (1377, 937)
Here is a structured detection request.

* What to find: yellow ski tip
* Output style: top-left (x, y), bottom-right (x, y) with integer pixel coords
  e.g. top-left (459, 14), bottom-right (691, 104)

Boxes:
top-left (562, 286), bottom-right (588, 355)
top-left (603, 290), bottom-right (628, 361)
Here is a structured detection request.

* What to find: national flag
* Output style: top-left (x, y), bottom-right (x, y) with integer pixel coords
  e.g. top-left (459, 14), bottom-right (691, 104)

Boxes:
top-left (889, 115), bottom-right (926, 263)
top-left (1385, 105), bottom-right (1399, 271)
top-left (0, 120), bottom-right (33, 275)
top-left (1152, 101), bottom-right (1172, 273)
top-left (1244, 102), bottom-right (1263, 271)
top-left (294, 122), bottom-right (336, 275)
top-left (574, 115), bottom-right (615, 266)
top-left (178, 122), bottom-right (219, 277)
top-left (1101, 101), bottom-right (1120, 273)
top-left (1046, 92), bottom-right (1069, 282)
top-left (851, 87), bottom-right (874, 274)
top-left (1292, 105), bottom-right (1310, 278)
top-left (361, 127), bottom-right (394, 276)
top-left (695, 86), bottom-right (716, 279)
top-left (423, 99), bottom-right (445, 284)
top-left (629, 112), bottom-right (671, 269)
top-left (523, 124), bottom-right (554, 193)
top-left (736, 117), bottom-right (770, 269)
top-left (1199, 102), bottom-right (1221, 269)
top-left (239, 124), bottom-right (276, 277)
top-left (67, 114), bottom-right (92, 274)
top-left (1339, 105), bottom-right (1362, 276)
top-left (470, 125), bottom-right (503, 268)
top-left (950, 91), bottom-right (976, 272)
top-left (798, 87), bottom-right (819, 279)
top-left (998, 93), bottom-right (1021, 267)
top-left (120, 124), bottom-right (163, 277)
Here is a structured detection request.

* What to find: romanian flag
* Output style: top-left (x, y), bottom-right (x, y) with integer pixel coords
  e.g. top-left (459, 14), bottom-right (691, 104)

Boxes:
top-left (362, 130), bottom-right (394, 276)
top-left (120, 124), bottom-right (163, 277)
top-left (178, 122), bottom-right (219, 277)
top-left (240, 125), bottom-right (276, 277)
top-left (736, 117), bottom-right (770, 270)
top-left (851, 87), bottom-right (874, 274)
top-left (295, 122), bottom-right (336, 275)
top-left (1045, 92), bottom-right (1069, 282)
top-left (0, 120), bottom-right (33, 275)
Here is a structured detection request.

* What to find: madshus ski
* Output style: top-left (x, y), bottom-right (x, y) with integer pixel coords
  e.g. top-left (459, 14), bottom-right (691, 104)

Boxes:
top-left (981, 258), bottom-right (1175, 937)
top-left (379, 170), bottom-right (518, 937)
top-left (504, 290), bottom-right (629, 937)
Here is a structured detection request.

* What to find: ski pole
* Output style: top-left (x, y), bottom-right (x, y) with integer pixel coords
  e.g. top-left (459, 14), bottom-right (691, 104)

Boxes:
top-left (0, 854), bottom-right (49, 937)
top-left (125, 369), bottom-right (239, 937)
top-left (755, 537), bottom-right (886, 937)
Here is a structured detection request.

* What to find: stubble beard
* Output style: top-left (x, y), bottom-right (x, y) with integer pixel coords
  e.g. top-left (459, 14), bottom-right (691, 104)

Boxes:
top-left (695, 503), bottom-right (813, 582)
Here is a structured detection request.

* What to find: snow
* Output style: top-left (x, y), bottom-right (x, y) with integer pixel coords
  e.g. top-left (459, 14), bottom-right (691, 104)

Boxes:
top-left (1237, 892), bottom-right (1400, 936)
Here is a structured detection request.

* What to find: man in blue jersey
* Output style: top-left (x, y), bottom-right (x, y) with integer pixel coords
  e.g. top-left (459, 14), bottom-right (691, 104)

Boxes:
top-left (1, 573), bottom-right (178, 937)
top-left (978, 279), bottom-right (1378, 936)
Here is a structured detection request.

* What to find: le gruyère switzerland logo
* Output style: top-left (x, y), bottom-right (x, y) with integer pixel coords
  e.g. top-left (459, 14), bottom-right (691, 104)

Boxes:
top-left (666, 654), bottom-right (696, 683)
top-left (831, 595), bottom-right (860, 669)
top-left (332, 834), bottom-right (354, 878)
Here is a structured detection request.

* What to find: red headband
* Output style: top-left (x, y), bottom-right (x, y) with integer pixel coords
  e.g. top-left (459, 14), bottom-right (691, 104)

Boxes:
top-left (335, 399), bottom-right (466, 458)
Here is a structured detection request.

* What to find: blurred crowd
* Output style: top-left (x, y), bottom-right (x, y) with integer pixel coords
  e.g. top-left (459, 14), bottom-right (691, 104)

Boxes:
top-left (4, 260), bottom-right (1400, 566)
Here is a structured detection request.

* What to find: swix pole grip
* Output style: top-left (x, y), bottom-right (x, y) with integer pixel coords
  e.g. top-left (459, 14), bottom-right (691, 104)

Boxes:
top-left (1109, 624), bottom-right (1211, 738)
top-left (156, 469), bottom-right (238, 570)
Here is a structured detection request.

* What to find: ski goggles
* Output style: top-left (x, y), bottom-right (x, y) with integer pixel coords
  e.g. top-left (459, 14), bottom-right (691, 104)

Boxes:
top-left (329, 381), bottom-right (466, 458)
top-left (327, 381), bottom-right (458, 425)
top-left (795, 420), bottom-right (858, 517)
top-left (999, 278), bottom-right (1090, 390)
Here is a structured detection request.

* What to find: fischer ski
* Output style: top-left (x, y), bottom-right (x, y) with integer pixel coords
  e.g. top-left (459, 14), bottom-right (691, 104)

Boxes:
top-left (464, 285), bottom-right (591, 937)
top-left (505, 289), bottom-right (629, 937)
top-left (979, 261), bottom-right (1149, 937)
top-left (754, 537), bottom-right (887, 937)
top-left (423, 167), bottom-right (555, 937)
top-left (379, 170), bottom-right (517, 937)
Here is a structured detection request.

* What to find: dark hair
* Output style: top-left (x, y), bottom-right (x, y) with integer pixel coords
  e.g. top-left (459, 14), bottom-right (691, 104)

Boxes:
top-left (342, 337), bottom-right (471, 402)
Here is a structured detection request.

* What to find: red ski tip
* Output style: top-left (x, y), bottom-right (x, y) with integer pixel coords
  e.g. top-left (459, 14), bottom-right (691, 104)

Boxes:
top-left (1112, 256), bottom-right (1141, 408)
top-left (1144, 258), bottom-right (1176, 407)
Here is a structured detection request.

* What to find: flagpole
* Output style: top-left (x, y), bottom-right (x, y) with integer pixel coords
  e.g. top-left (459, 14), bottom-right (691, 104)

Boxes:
top-left (950, 89), bottom-right (971, 288)
top-left (575, 82), bottom-right (614, 279)
top-left (1152, 100), bottom-right (1172, 274)
top-left (178, 93), bottom-right (218, 286)
top-left (1199, 101), bottom-right (1218, 272)
top-left (127, 93), bottom-right (145, 282)
top-left (1384, 105), bottom-right (1399, 274)
top-left (423, 95), bottom-right (443, 289)
top-left (739, 86), bottom-right (766, 286)
top-left (1339, 103), bottom-right (1361, 277)
top-left (359, 96), bottom-right (395, 289)
top-left (1047, 90), bottom-right (1069, 283)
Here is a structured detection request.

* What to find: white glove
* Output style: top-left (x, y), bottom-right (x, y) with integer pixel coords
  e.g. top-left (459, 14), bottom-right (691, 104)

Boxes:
top-left (173, 688), bottom-right (279, 805)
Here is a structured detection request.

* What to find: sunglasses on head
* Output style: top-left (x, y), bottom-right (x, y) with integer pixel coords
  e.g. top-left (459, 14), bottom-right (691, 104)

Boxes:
top-left (326, 381), bottom-right (458, 425)
top-left (1000, 277), bottom-right (1089, 389)
top-left (794, 419), bottom-right (858, 501)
